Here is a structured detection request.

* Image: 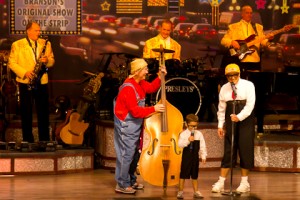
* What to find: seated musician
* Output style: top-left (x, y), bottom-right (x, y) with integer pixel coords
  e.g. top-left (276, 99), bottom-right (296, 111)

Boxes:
top-left (143, 19), bottom-right (182, 79)
top-left (143, 19), bottom-right (181, 61)
top-left (221, 5), bottom-right (273, 134)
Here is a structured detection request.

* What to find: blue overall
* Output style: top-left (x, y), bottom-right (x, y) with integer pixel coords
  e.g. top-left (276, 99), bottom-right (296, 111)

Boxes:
top-left (113, 83), bottom-right (145, 188)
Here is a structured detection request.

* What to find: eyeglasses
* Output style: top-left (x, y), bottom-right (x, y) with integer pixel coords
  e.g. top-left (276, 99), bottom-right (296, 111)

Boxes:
top-left (226, 73), bottom-right (239, 78)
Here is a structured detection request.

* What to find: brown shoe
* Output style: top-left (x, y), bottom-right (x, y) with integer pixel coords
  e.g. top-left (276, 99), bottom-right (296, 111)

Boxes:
top-left (132, 182), bottom-right (144, 190)
top-left (115, 185), bottom-right (136, 194)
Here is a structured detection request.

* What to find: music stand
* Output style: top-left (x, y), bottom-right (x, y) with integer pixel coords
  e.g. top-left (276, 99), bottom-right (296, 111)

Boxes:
top-left (222, 94), bottom-right (241, 196)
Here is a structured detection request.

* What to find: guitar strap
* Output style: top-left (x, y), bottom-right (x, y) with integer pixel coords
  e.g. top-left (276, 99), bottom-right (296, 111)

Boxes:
top-left (251, 22), bottom-right (258, 36)
top-left (251, 22), bottom-right (261, 54)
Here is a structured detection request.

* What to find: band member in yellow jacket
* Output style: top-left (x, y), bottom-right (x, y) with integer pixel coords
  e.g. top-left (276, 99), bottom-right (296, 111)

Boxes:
top-left (9, 22), bottom-right (55, 143)
top-left (221, 5), bottom-right (273, 135)
top-left (143, 19), bottom-right (181, 61)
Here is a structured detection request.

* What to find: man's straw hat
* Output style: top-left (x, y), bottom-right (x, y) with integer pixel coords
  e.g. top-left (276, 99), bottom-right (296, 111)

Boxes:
top-left (129, 58), bottom-right (148, 78)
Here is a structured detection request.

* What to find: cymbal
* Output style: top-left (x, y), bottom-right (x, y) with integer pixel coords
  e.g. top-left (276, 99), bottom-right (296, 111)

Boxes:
top-left (152, 48), bottom-right (175, 53)
top-left (119, 53), bottom-right (138, 59)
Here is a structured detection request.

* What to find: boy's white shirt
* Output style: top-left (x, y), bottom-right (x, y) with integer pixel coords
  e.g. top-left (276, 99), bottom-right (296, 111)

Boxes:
top-left (178, 129), bottom-right (207, 160)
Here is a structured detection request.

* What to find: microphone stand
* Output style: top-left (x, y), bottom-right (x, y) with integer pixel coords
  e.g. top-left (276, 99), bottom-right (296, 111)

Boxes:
top-left (222, 86), bottom-right (241, 196)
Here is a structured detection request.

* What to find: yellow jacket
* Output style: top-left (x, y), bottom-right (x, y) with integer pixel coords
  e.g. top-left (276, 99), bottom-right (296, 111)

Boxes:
top-left (221, 20), bottom-right (268, 63)
top-left (143, 35), bottom-right (181, 61)
top-left (8, 37), bottom-right (55, 84)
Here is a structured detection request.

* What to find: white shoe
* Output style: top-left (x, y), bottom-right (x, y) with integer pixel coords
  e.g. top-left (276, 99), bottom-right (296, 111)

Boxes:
top-left (194, 191), bottom-right (203, 198)
top-left (177, 191), bottom-right (184, 199)
top-left (211, 179), bottom-right (224, 193)
top-left (236, 182), bottom-right (250, 193)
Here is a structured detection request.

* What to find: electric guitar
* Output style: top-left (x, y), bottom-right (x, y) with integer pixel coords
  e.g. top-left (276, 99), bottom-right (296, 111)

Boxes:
top-left (230, 24), bottom-right (296, 60)
top-left (59, 72), bottom-right (104, 145)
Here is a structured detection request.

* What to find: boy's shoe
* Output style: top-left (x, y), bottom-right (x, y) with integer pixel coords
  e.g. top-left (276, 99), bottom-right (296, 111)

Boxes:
top-left (236, 182), bottom-right (250, 193)
top-left (115, 185), bottom-right (136, 194)
top-left (194, 191), bottom-right (203, 199)
top-left (211, 179), bottom-right (224, 193)
top-left (132, 182), bottom-right (144, 190)
top-left (177, 191), bottom-right (184, 199)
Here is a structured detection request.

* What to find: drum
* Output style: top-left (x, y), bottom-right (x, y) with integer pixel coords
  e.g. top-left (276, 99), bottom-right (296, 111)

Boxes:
top-left (156, 78), bottom-right (201, 118)
top-left (144, 58), bottom-right (159, 74)
top-left (165, 59), bottom-right (186, 77)
top-left (181, 58), bottom-right (204, 81)
top-left (181, 58), bottom-right (198, 74)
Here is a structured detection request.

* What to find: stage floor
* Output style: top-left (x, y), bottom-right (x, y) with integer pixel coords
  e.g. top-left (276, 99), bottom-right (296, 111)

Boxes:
top-left (0, 168), bottom-right (299, 200)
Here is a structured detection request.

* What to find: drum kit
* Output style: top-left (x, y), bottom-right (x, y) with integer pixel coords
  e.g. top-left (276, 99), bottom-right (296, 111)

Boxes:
top-left (143, 47), bottom-right (222, 118)
top-left (96, 47), bottom-right (222, 120)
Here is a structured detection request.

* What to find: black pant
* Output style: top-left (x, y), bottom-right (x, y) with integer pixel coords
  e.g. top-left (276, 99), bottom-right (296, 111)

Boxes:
top-left (221, 101), bottom-right (255, 169)
top-left (19, 83), bottom-right (50, 142)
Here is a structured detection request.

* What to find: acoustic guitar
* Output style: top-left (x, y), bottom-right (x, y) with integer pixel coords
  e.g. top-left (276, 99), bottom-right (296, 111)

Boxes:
top-left (59, 72), bottom-right (104, 145)
top-left (229, 24), bottom-right (296, 60)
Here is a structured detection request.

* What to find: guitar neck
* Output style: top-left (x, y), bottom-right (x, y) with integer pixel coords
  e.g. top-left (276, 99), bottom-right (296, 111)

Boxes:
top-left (77, 101), bottom-right (89, 122)
top-left (247, 25), bottom-right (293, 47)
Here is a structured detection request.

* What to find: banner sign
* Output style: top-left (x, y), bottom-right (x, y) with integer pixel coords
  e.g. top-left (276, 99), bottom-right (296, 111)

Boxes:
top-left (9, 0), bottom-right (82, 35)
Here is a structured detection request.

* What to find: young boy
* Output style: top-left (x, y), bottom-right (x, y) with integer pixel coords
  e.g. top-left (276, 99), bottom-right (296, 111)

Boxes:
top-left (177, 114), bottom-right (207, 199)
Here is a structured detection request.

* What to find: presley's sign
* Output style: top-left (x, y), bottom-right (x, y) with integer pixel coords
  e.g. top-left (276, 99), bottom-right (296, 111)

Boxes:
top-left (9, 0), bottom-right (81, 35)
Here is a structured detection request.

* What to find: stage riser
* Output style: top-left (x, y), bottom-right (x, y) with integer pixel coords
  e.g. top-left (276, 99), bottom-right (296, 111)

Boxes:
top-left (3, 121), bottom-right (300, 174)
top-left (95, 121), bottom-right (224, 170)
top-left (1, 123), bottom-right (95, 175)
top-left (95, 121), bottom-right (300, 172)
top-left (0, 150), bottom-right (94, 175)
top-left (254, 145), bottom-right (300, 172)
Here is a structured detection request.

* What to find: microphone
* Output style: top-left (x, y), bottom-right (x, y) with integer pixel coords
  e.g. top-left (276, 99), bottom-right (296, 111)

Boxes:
top-left (190, 129), bottom-right (195, 151)
top-left (231, 82), bottom-right (237, 99)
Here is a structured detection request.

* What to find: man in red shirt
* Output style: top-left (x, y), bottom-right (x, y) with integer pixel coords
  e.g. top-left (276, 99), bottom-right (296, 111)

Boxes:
top-left (114, 58), bottom-right (166, 194)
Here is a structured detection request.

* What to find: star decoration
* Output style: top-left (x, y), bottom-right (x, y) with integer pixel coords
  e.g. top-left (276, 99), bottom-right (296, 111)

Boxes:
top-left (211, 0), bottom-right (219, 6)
top-left (101, 1), bottom-right (110, 11)
top-left (281, 5), bottom-right (289, 14)
top-left (208, 0), bottom-right (224, 6)
top-left (255, 0), bottom-right (267, 9)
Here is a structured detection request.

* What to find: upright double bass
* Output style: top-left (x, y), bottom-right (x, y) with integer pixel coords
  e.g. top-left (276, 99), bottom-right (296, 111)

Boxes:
top-left (139, 47), bottom-right (183, 189)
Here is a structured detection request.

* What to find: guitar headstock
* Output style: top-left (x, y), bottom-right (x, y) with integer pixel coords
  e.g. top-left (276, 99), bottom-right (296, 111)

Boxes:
top-left (92, 72), bottom-right (105, 94)
top-left (96, 72), bottom-right (105, 79)
top-left (283, 24), bottom-right (297, 32)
